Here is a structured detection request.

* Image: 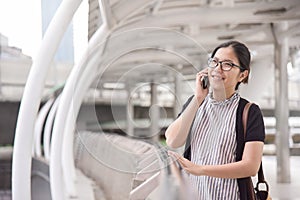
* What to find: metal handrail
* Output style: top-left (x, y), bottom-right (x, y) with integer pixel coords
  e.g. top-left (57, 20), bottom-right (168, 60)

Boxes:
top-left (129, 143), bottom-right (188, 200)
top-left (129, 171), bottom-right (161, 200)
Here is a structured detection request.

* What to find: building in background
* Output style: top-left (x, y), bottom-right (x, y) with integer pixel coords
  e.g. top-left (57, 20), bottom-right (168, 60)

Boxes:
top-left (41, 0), bottom-right (74, 63)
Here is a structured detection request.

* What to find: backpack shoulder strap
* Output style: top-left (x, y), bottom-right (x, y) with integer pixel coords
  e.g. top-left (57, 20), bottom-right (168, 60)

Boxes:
top-left (236, 97), bottom-right (249, 161)
top-left (243, 102), bottom-right (253, 137)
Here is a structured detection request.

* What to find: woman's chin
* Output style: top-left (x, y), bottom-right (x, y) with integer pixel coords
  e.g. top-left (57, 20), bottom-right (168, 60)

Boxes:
top-left (210, 82), bottom-right (225, 91)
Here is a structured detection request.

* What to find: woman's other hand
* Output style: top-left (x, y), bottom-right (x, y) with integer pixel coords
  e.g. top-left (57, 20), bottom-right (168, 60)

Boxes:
top-left (168, 151), bottom-right (203, 176)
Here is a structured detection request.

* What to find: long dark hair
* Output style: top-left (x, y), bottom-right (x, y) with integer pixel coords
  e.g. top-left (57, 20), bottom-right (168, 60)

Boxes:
top-left (211, 41), bottom-right (251, 90)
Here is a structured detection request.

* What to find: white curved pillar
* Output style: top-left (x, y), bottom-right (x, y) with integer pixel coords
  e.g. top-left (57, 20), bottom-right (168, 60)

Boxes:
top-left (52, 23), bottom-right (110, 198)
top-left (12, 0), bottom-right (82, 199)
top-left (61, 51), bottom-right (103, 197)
top-left (33, 98), bottom-right (54, 157)
top-left (58, 0), bottom-right (115, 197)
top-left (43, 96), bottom-right (61, 161)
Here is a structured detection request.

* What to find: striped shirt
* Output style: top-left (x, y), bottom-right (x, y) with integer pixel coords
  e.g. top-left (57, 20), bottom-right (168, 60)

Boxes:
top-left (189, 92), bottom-right (240, 200)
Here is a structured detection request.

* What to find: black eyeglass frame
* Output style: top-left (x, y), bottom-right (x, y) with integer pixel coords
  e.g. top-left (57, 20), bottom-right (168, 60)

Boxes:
top-left (207, 57), bottom-right (246, 71)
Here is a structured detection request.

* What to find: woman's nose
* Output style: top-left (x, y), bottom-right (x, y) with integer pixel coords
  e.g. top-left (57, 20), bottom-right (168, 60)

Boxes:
top-left (214, 62), bottom-right (223, 72)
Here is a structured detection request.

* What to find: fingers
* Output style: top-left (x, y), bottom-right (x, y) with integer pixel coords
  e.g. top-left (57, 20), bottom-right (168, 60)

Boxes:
top-left (196, 72), bottom-right (203, 81)
top-left (196, 69), bottom-right (209, 88)
top-left (168, 151), bottom-right (185, 164)
top-left (168, 151), bottom-right (193, 174)
top-left (168, 150), bottom-right (180, 160)
top-left (196, 68), bottom-right (208, 78)
top-left (168, 151), bottom-right (188, 167)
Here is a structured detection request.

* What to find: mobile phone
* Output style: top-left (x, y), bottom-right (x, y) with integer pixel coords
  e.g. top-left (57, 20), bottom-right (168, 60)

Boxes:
top-left (202, 76), bottom-right (209, 89)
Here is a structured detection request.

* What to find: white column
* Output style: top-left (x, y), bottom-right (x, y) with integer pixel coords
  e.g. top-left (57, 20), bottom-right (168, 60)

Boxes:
top-left (150, 82), bottom-right (160, 141)
top-left (274, 22), bottom-right (291, 183)
top-left (126, 83), bottom-right (134, 137)
top-left (12, 0), bottom-right (82, 199)
top-left (174, 73), bottom-right (183, 119)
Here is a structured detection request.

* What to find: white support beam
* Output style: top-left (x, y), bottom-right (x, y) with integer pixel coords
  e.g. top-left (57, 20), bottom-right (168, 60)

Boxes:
top-left (126, 82), bottom-right (135, 137)
top-left (150, 82), bottom-right (160, 141)
top-left (12, 0), bottom-right (82, 199)
top-left (44, 96), bottom-right (61, 161)
top-left (274, 22), bottom-right (291, 183)
top-left (58, 0), bottom-right (119, 197)
top-left (33, 98), bottom-right (54, 157)
top-left (54, 24), bottom-right (110, 199)
top-left (98, 0), bottom-right (116, 28)
top-left (174, 71), bottom-right (183, 119)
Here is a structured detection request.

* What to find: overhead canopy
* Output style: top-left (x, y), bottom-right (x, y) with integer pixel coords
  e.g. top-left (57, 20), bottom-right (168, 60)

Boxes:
top-left (86, 0), bottom-right (300, 91)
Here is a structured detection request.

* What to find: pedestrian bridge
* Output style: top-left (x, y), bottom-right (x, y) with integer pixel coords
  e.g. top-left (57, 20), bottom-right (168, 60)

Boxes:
top-left (6, 0), bottom-right (300, 199)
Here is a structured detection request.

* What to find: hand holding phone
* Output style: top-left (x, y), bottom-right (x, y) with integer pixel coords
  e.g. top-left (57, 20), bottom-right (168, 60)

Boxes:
top-left (201, 76), bottom-right (208, 89)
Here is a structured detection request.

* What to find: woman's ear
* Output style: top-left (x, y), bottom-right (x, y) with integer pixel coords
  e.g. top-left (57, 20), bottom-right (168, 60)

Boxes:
top-left (239, 70), bottom-right (248, 82)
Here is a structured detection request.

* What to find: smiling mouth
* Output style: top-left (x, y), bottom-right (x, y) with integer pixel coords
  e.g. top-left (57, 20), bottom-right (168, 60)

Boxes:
top-left (212, 75), bottom-right (225, 80)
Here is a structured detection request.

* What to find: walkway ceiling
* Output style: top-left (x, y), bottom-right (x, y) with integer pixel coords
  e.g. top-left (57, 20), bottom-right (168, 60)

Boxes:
top-left (87, 0), bottom-right (300, 87)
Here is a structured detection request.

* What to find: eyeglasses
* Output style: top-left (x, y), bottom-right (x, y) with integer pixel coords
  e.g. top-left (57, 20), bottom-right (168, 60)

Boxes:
top-left (208, 58), bottom-right (245, 71)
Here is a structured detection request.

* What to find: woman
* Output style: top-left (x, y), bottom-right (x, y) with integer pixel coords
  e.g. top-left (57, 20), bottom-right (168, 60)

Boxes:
top-left (165, 41), bottom-right (265, 200)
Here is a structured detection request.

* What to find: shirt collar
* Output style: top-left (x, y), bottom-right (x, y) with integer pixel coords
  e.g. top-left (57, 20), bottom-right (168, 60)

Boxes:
top-left (208, 92), bottom-right (240, 106)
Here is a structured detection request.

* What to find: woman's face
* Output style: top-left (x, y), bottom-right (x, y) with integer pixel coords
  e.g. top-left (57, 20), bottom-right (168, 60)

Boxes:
top-left (208, 47), bottom-right (247, 94)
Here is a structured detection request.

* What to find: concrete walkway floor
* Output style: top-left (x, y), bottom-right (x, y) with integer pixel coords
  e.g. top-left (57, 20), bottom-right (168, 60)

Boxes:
top-left (261, 156), bottom-right (300, 200)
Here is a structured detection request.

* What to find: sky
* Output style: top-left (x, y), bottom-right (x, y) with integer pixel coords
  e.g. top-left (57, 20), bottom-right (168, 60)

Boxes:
top-left (0, 0), bottom-right (88, 62)
top-left (0, 0), bottom-right (42, 58)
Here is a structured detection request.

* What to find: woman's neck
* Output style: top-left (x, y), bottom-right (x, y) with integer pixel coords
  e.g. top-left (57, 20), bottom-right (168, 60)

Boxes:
top-left (212, 88), bottom-right (236, 101)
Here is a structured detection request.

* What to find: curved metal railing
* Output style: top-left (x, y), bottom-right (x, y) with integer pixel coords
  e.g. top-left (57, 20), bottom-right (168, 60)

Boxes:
top-left (129, 143), bottom-right (191, 200)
